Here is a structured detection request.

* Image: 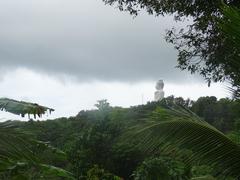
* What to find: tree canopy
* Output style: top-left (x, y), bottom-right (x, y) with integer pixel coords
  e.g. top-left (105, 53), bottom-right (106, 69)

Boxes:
top-left (103, 0), bottom-right (240, 92)
top-left (8, 97), bottom-right (239, 179)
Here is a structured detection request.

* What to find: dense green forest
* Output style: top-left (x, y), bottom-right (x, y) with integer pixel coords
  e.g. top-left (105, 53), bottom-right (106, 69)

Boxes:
top-left (1, 0), bottom-right (240, 179)
top-left (1, 96), bottom-right (240, 179)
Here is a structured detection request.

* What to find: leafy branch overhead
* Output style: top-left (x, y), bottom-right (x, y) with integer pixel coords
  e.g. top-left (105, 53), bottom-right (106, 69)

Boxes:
top-left (103, 0), bottom-right (240, 95)
top-left (220, 6), bottom-right (240, 99)
top-left (0, 98), bottom-right (54, 118)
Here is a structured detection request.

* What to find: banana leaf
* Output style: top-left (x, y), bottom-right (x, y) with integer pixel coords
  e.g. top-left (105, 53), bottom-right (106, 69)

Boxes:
top-left (0, 98), bottom-right (54, 118)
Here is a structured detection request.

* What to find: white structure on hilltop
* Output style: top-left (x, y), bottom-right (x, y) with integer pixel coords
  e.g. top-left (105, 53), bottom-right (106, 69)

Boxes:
top-left (154, 80), bottom-right (165, 101)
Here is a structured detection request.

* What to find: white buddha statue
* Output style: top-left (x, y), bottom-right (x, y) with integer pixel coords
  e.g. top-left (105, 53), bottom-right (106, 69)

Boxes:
top-left (154, 80), bottom-right (165, 101)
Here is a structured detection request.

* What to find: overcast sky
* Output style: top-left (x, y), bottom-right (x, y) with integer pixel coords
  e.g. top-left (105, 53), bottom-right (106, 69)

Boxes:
top-left (0, 0), bottom-right (228, 120)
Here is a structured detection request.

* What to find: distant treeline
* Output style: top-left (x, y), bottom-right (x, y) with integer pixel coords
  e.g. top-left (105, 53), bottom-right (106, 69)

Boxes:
top-left (8, 96), bottom-right (239, 179)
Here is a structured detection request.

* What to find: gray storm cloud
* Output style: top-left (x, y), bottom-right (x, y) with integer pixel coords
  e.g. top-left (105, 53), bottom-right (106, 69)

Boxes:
top-left (0, 0), bottom-right (199, 83)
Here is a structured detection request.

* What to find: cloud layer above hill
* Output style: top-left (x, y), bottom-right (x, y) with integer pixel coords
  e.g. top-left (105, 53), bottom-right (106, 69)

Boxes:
top-left (0, 0), bottom-right (198, 83)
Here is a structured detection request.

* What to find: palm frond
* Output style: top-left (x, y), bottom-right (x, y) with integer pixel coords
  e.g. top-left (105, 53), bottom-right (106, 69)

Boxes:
top-left (0, 122), bottom-right (74, 179)
top-left (0, 161), bottom-right (74, 179)
top-left (38, 164), bottom-right (75, 179)
top-left (124, 104), bottom-right (240, 178)
top-left (226, 84), bottom-right (240, 99)
top-left (0, 122), bottom-right (37, 162)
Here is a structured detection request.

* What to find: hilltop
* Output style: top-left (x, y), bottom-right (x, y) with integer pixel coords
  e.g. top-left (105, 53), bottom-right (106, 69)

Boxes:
top-left (8, 96), bottom-right (240, 179)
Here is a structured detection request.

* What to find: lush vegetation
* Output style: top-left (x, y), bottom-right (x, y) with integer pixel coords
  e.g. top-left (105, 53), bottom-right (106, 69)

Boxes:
top-left (1, 1), bottom-right (240, 180)
top-left (1, 97), bottom-right (239, 179)
top-left (0, 99), bottom-right (73, 179)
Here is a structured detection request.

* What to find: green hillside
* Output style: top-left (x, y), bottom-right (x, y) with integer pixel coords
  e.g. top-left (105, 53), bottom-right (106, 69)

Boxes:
top-left (3, 97), bottom-right (239, 179)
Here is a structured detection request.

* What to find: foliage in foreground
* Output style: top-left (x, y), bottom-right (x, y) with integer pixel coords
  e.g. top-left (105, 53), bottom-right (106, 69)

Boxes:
top-left (123, 101), bottom-right (240, 178)
top-left (0, 99), bottom-right (73, 179)
top-left (1, 96), bottom-right (240, 179)
top-left (220, 6), bottom-right (240, 99)
top-left (13, 97), bottom-right (240, 179)
top-left (0, 122), bottom-right (74, 179)
top-left (0, 98), bottom-right (54, 118)
top-left (2, 3), bottom-right (240, 180)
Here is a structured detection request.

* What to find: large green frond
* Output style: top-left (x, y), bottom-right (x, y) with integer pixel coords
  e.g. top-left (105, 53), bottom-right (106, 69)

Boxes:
top-left (124, 104), bottom-right (240, 178)
top-left (0, 98), bottom-right (54, 118)
top-left (0, 122), bottom-right (74, 179)
top-left (0, 122), bottom-right (37, 162)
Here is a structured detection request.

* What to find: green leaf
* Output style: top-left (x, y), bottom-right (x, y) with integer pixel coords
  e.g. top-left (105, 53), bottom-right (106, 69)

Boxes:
top-left (0, 98), bottom-right (54, 118)
top-left (39, 164), bottom-right (75, 179)
top-left (123, 104), bottom-right (240, 178)
top-left (0, 122), bottom-right (75, 179)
